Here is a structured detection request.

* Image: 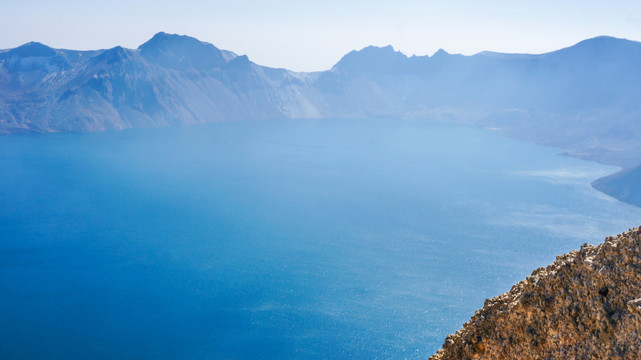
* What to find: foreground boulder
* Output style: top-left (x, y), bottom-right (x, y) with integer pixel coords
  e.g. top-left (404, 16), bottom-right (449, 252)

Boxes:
top-left (431, 227), bottom-right (641, 359)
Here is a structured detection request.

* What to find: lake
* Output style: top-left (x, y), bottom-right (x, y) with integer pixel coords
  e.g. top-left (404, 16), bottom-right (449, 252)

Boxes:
top-left (1, 118), bottom-right (640, 359)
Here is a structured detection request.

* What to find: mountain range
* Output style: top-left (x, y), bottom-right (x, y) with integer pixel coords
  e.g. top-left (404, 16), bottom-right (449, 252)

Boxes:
top-left (1, 32), bottom-right (640, 205)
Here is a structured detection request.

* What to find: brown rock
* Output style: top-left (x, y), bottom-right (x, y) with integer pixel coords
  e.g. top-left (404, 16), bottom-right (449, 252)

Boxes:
top-left (430, 227), bottom-right (641, 359)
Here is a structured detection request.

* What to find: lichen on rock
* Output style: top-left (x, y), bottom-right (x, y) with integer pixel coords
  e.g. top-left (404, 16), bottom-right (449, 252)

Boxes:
top-left (430, 227), bottom-right (641, 360)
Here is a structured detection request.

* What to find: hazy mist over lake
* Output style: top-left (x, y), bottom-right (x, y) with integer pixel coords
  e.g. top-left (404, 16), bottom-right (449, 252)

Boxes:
top-left (1, 119), bottom-right (639, 359)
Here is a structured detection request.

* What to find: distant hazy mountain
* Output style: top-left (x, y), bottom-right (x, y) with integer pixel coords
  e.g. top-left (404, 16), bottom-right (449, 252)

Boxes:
top-left (1, 32), bottom-right (641, 204)
top-left (319, 36), bottom-right (641, 167)
top-left (0, 32), bottom-right (323, 134)
top-left (593, 165), bottom-right (641, 207)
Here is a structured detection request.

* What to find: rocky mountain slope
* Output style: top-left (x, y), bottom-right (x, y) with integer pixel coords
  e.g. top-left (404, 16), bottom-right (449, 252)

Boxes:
top-left (430, 227), bottom-right (641, 359)
top-left (0, 32), bottom-right (324, 134)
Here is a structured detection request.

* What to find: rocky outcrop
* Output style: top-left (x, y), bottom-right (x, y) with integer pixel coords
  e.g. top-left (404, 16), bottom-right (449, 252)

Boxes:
top-left (430, 227), bottom-right (641, 360)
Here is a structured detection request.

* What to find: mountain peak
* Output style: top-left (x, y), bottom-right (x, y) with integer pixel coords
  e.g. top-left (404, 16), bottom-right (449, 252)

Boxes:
top-left (138, 32), bottom-right (226, 70)
top-left (1, 41), bottom-right (56, 59)
top-left (571, 35), bottom-right (639, 50)
top-left (356, 45), bottom-right (398, 56)
top-left (432, 49), bottom-right (449, 57)
top-left (548, 35), bottom-right (641, 59)
top-left (332, 45), bottom-right (408, 74)
top-left (92, 46), bottom-right (134, 65)
top-left (138, 32), bottom-right (201, 50)
top-left (576, 35), bottom-right (628, 45)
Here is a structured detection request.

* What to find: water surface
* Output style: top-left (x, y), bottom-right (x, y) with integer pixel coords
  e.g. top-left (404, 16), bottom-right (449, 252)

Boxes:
top-left (1, 119), bottom-right (639, 359)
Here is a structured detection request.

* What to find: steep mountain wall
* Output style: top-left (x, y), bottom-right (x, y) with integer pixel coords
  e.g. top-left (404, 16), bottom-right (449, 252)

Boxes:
top-left (430, 227), bottom-right (641, 360)
top-left (0, 33), bottom-right (325, 134)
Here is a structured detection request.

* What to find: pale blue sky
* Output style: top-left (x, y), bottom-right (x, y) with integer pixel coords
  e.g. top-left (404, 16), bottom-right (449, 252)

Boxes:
top-left (2, 0), bottom-right (641, 71)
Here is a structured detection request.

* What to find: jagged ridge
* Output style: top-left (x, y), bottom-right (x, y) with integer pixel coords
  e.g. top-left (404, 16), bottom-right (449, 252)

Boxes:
top-left (431, 227), bottom-right (641, 360)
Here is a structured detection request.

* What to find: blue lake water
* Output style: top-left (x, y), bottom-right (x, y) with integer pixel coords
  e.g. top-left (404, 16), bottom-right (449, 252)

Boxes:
top-left (1, 118), bottom-right (640, 359)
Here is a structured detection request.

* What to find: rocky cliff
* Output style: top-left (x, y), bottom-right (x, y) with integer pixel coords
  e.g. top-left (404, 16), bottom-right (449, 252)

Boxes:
top-left (430, 227), bottom-right (641, 359)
